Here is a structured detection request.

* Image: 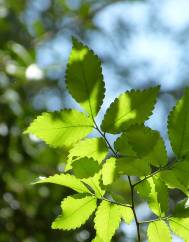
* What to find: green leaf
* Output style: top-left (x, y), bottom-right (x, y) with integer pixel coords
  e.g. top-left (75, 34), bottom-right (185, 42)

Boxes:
top-left (118, 125), bottom-right (167, 167)
top-left (101, 86), bottom-right (159, 133)
top-left (52, 195), bottom-right (97, 230)
top-left (160, 170), bottom-right (188, 195)
top-left (92, 236), bottom-right (105, 242)
top-left (171, 161), bottom-right (189, 188)
top-left (116, 157), bottom-right (151, 176)
top-left (169, 217), bottom-right (189, 241)
top-left (114, 133), bottom-right (137, 157)
top-left (169, 199), bottom-right (189, 241)
top-left (66, 137), bottom-right (108, 170)
top-left (82, 172), bottom-right (105, 198)
top-left (147, 220), bottom-right (171, 242)
top-left (136, 179), bottom-right (151, 199)
top-left (72, 157), bottom-right (100, 178)
top-left (146, 176), bottom-right (168, 216)
top-left (24, 109), bottom-right (93, 148)
top-left (102, 157), bottom-right (116, 185)
top-left (33, 174), bottom-right (90, 194)
top-left (119, 206), bottom-right (134, 224)
top-left (66, 37), bottom-right (105, 118)
top-left (94, 201), bottom-right (121, 242)
top-left (168, 87), bottom-right (189, 158)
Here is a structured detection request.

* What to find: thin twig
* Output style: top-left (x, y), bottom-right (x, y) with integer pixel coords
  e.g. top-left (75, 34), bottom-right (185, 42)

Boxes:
top-left (133, 163), bottom-right (172, 188)
top-left (139, 216), bottom-right (170, 224)
top-left (128, 176), bottom-right (141, 242)
top-left (94, 122), bottom-right (141, 242)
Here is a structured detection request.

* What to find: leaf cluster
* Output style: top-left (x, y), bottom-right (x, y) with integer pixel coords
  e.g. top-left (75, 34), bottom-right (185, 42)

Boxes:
top-left (25, 38), bottom-right (189, 242)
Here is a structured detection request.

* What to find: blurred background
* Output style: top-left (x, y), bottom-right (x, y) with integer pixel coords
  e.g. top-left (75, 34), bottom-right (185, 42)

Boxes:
top-left (0, 0), bottom-right (188, 241)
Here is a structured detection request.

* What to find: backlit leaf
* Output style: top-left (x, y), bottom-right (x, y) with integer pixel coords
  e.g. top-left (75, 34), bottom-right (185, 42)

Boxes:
top-left (168, 87), bottom-right (189, 158)
top-left (101, 86), bottom-right (159, 133)
top-left (72, 157), bottom-right (100, 178)
top-left (33, 174), bottom-right (90, 194)
top-left (66, 137), bottom-right (108, 170)
top-left (94, 201), bottom-right (121, 242)
top-left (102, 157), bottom-right (116, 185)
top-left (52, 195), bottom-right (97, 230)
top-left (147, 220), bottom-right (171, 242)
top-left (24, 109), bottom-right (93, 148)
top-left (119, 206), bottom-right (134, 224)
top-left (66, 38), bottom-right (105, 118)
top-left (147, 176), bottom-right (168, 216)
top-left (116, 157), bottom-right (151, 177)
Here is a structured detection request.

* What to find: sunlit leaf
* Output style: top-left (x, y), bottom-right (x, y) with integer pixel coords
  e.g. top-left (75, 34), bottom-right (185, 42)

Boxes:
top-left (72, 157), bottom-right (100, 178)
top-left (102, 157), bottom-right (116, 185)
top-left (147, 220), bottom-right (171, 242)
top-left (66, 38), bottom-right (105, 118)
top-left (168, 87), bottom-right (189, 158)
top-left (24, 109), bottom-right (93, 148)
top-left (116, 157), bottom-right (151, 176)
top-left (52, 195), bottom-right (97, 230)
top-left (33, 174), bottom-right (90, 194)
top-left (101, 86), bottom-right (159, 133)
top-left (119, 206), bottom-right (134, 224)
top-left (82, 172), bottom-right (105, 198)
top-left (94, 201), bottom-right (121, 242)
top-left (147, 176), bottom-right (168, 216)
top-left (66, 137), bottom-right (108, 170)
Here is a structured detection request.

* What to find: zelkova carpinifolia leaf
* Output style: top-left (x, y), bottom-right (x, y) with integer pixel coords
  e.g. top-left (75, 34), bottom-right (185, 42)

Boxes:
top-left (169, 199), bottom-right (189, 241)
top-left (33, 173), bottom-right (90, 193)
top-left (24, 109), bottom-right (93, 148)
top-left (146, 176), bottom-right (168, 217)
top-left (115, 125), bottom-right (167, 167)
top-left (94, 201), bottom-right (121, 242)
top-left (65, 137), bottom-right (108, 171)
top-left (66, 38), bottom-right (105, 118)
top-left (101, 86), bottom-right (159, 133)
top-left (72, 157), bottom-right (100, 179)
top-left (52, 195), bottom-right (97, 230)
top-left (168, 87), bottom-right (189, 158)
top-left (147, 220), bottom-right (171, 242)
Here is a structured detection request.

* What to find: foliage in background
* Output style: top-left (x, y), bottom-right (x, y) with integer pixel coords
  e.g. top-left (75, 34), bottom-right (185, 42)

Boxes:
top-left (1, 0), bottom-right (188, 242)
top-left (1, 1), bottom-right (147, 242)
top-left (25, 38), bottom-right (189, 242)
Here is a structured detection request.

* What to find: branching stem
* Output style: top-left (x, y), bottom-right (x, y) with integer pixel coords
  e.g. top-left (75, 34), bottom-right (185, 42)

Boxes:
top-left (128, 176), bottom-right (141, 242)
top-left (94, 123), bottom-right (141, 242)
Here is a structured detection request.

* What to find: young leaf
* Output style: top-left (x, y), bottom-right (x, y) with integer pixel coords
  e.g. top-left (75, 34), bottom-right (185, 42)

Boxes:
top-left (119, 125), bottom-right (167, 167)
top-left (116, 157), bottom-right (151, 177)
top-left (119, 206), bottom-right (134, 224)
top-left (24, 109), bottom-right (93, 148)
top-left (92, 235), bottom-right (104, 242)
top-left (160, 170), bottom-right (188, 195)
top-left (114, 133), bottom-right (137, 157)
top-left (147, 220), bottom-right (171, 242)
top-left (66, 38), bottom-right (105, 118)
top-left (169, 217), bottom-right (189, 241)
top-left (123, 125), bottom-right (158, 156)
top-left (169, 199), bottom-right (189, 241)
top-left (147, 176), bottom-right (168, 217)
top-left (52, 195), bottom-right (97, 230)
top-left (136, 179), bottom-right (151, 199)
top-left (72, 157), bottom-right (100, 178)
top-left (33, 174), bottom-right (90, 193)
top-left (168, 87), bottom-right (189, 158)
top-left (66, 137), bottom-right (108, 170)
top-left (101, 86), bottom-right (159, 133)
top-left (82, 172), bottom-right (105, 198)
top-left (94, 201), bottom-right (121, 242)
top-left (102, 157), bottom-right (116, 185)
top-left (171, 160), bottom-right (189, 188)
